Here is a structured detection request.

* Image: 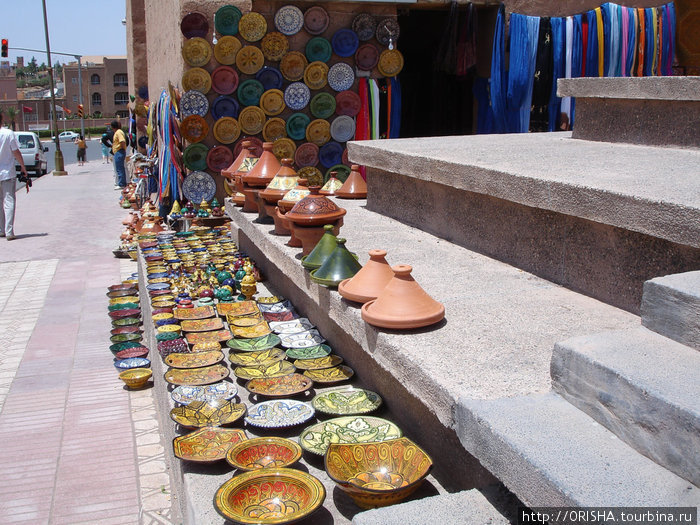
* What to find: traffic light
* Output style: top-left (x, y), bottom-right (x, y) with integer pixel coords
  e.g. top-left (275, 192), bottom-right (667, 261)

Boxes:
top-left (1, 39), bottom-right (8, 58)
top-left (77, 104), bottom-right (84, 118)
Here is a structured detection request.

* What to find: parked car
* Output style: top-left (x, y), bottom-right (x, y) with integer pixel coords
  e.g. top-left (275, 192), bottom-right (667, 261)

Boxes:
top-left (52, 131), bottom-right (79, 142)
top-left (15, 131), bottom-right (48, 176)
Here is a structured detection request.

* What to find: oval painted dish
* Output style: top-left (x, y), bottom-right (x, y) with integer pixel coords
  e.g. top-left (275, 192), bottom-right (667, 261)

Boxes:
top-left (226, 436), bottom-right (302, 471)
top-left (174, 305), bottom-right (216, 320)
top-left (185, 329), bottom-right (233, 345)
top-left (112, 316), bottom-right (141, 327)
top-left (114, 357), bottom-right (151, 370)
top-left (257, 299), bottom-right (293, 313)
top-left (171, 382), bottom-right (238, 405)
top-left (180, 317), bottom-right (225, 333)
top-left (234, 360), bottom-right (296, 380)
top-left (293, 354), bottom-right (342, 370)
top-left (170, 399), bottom-right (246, 428)
top-left (285, 344), bottom-right (331, 360)
top-left (303, 365), bottom-right (354, 384)
top-left (217, 300), bottom-right (259, 317)
top-left (173, 426), bottom-right (247, 463)
top-left (232, 322), bottom-right (272, 339)
top-left (226, 333), bottom-right (281, 352)
top-left (269, 318), bottom-right (315, 334)
top-left (164, 350), bottom-right (225, 369)
top-left (228, 348), bottom-right (286, 367)
top-left (299, 415), bottom-right (402, 455)
top-left (115, 347), bottom-right (149, 360)
top-left (279, 329), bottom-right (325, 349)
top-left (164, 363), bottom-right (230, 386)
top-left (245, 373), bottom-right (313, 398)
top-left (110, 333), bottom-right (143, 343)
top-left (245, 400), bottom-right (315, 429)
top-left (312, 386), bottom-right (383, 416)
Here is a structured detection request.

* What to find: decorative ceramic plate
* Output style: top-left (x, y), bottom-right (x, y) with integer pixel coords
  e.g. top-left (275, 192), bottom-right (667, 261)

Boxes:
top-left (352, 13), bottom-right (377, 41)
top-left (327, 62), bottom-right (355, 92)
top-left (111, 333), bottom-right (143, 344)
top-left (376, 17), bottom-right (400, 46)
top-left (331, 29), bottom-right (359, 58)
top-left (245, 400), bottom-right (315, 428)
top-left (238, 106), bottom-right (265, 135)
top-left (165, 350), bottom-right (225, 369)
top-left (211, 66), bottom-right (239, 95)
top-left (294, 355), bottom-right (343, 370)
top-left (171, 382), bottom-right (238, 405)
top-left (299, 416), bottom-right (402, 455)
top-left (234, 360), bottom-right (296, 380)
top-left (213, 117), bottom-right (240, 144)
top-left (180, 115), bottom-right (209, 143)
top-left (237, 79), bottom-right (264, 107)
top-left (312, 386), bottom-right (382, 415)
top-left (228, 348), bottom-right (286, 367)
top-left (262, 117), bottom-right (287, 142)
top-left (272, 138), bottom-right (296, 161)
top-left (304, 365), bottom-right (354, 383)
top-left (257, 296), bottom-right (285, 304)
top-left (280, 51), bottom-right (308, 82)
top-left (310, 92), bottom-right (336, 119)
top-left (236, 45), bottom-right (264, 75)
top-left (232, 322), bottom-right (272, 339)
top-left (319, 141), bottom-right (343, 168)
top-left (181, 12), bottom-right (209, 39)
top-left (293, 142), bottom-right (319, 168)
top-left (230, 316), bottom-right (263, 328)
top-left (214, 35), bottom-right (241, 65)
top-left (182, 37), bottom-right (212, 67)
top-left (226, 333), bottom-right (281, 352)
top-left (191, 341), bottom-right (223, 353)
top-left (304, 6), bottom-right (330, 36)
top-left (245, 373), bottom-right (314, 398)
top-left (325, 164), bottom-right (350, 183)
top-left (285, 112), bottom-right (310, 141)
top-left (305, 37), bottom-right (332, 63)
top-left (207, 145), bottom-right (234, 171)
top-left (305, 119), bottom-right (331, 147)
top-left (170, 399), bottom-right (246, 428)
top-left (378, 48), bottom-right (404, 78)
top-left (181, 317), bottom-right (225, 333)
top-left (226, 437), bottom-right (302, 471)
top-left (259, 89), bottom-right (285, 116)
top-left (211, 95), bottom-right (239, 120)
top-left (217, 301), bottom-right (258, 317)
top-left (183, 143), bottom-right (208, 171)
top-left (260, 32), bottom-right (288, 61)
top-left (257, 299), bottom-right (293, 312)
top-left (330, 115), bottom-right (356, 143)
top-left (115, 347), bottom-right (149, 360)
top-left (215, 5), bottom-right (242, 36)
top-left (114, 357), bottom-right (150, 370)
top-left (173, 426), bottom-right (247, 463)
top-left (274, 5), bottom-right (303, 35)
top-left (303, 61), bottom-right (329, 90)
top-left (355, 43), bottom-right (379, 71)
top-left (285, 344), bottom-right (331, 360)
top-left (113, 317), bottom-right (142, 327)
top-left (335, 90), bottom-right (362, 117)
top-left (238, 12), bottom-right (267, 42)
top-left (279, 330), bottom-right (325, 349)
top-left (297, 166), bottom-right (323, 186)
top-left (110, 341), bottom-right (144, 354)
top-left (185, 330), bottom-right (233, 345)
top-left (165, 363), bottom-right (231, 386)
top-left (182, 171), bottom-right (216, 203)
top-left (269, 318), bottom-right (315, 334)
top-left (182, 67), bottom-right (211, 93)
top-left (180, 90), bottom-right (209, 118)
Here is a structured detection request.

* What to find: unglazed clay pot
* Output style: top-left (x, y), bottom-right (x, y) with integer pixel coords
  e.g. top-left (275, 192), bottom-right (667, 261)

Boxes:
top-left (241, 142), bottom-right (281, 214)
top-left (285, 186), bottom-right (347, 255)
top-left (234, 145), bottom-right (260, 212)
top-left (361, 265), bottom-right (445, 329)
top-left (335, 165), bottom-right (367, 199)
top-left (292, 221), bottom-right (343, 256)
top-left (319, 172), bottom-right (343, 196)
top-left (222, 140), bottom-right (252, 180)
top-left (338, 249), bottom-right (394, 304)
top-left (258, 158), bottom-right (298, 224)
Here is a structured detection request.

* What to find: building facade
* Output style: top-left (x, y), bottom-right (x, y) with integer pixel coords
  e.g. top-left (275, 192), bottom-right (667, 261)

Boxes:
top-left (62, 56), bottom-right (129, 119)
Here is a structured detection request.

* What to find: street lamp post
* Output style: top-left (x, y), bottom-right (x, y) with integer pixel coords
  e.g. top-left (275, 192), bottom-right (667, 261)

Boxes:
top-left (41, 0), bottom-right (66, 175)
top-left (76, 55), bottom-right (85, 138)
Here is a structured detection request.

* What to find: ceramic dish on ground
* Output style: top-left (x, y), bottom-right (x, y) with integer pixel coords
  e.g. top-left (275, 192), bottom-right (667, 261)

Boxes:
top-left (119, 368), bottom-right (152, 389)
top-left (312, 386), bottom-right (383, 416)
top-left (173, 427), bottom-right (247, 463)
top-left (230, 317), bottom-right (263, 328)
top-left (180, 317), bottom-right (224, 333)
top-left (107, 290), bottom-right (138, 299)
top-left (108, 308), bottom-right (141, 319)
top-left (232, 322), bottom-right (272, 339)
top-left (278, 330), bottom-right (325, 349)
top-left (228, 348), bottom-right (286, 367)
top-left (245, 373), bottom-right (313, 398)
top-left (164, 350), bottom-right (225, 369)
top-left (244, 400), bottom-right (315, 429)
top-left (164, 363), bottom-right (230, 386)
top-left (173, 305), bottom-right (216, 320)
top-left (109, 341), bottom-right (144, 354)
top-left (299, 415), bottom-right (402, 455)
top-left (257, 296), bottom-right (283, 304)
top-left (170, 399), bottom-right (246, 428)
top-left (108, 283), bottom-right (138, 292)
top-left (269, 318), bottom-right (315, 334)
top-left (293, 355), bottom-right (342, 370)
top-left (114, 357), bottom-right (151, 371)
top-left (112, 317), bottom-right (141, 327)
top-left (115, 347), bottom-right (149, 360)
top-left (284, 344), bottom-right (331, 360)
top-left (226, 333), bottom-right (281, 352)
top-left (303, 365), bottom-right (354, 384)
top-left (110, 333), bottom-right (143, 344)
top-left (214, 468), bottom-right (325, 524)
top-left (171, 382), bottom-right (238, 405)
top-left (226, 436), bottom-right (301, 471)
top-left (185, 329), bottom-right (233, 345)
top-left (110, 325), bottom-right (142, 336)
top-left (262, 310), bottom-right (298, 323)
top-left (217, 300), bottom-right (258, 317)
top-left (233, 360), bottom-right (296, 380)
top-left (108, 302), bottom-right (140, 312)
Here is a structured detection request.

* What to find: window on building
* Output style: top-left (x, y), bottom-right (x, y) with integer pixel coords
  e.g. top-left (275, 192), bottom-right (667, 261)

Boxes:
top-left (71, 77), bottom-right (78, 84)
top-left (114, 92), bottom-right (129, 105)
top-left (113, 73), bottom-right (128, 87)
top-left (90, 74), bottom-right (100, 85)
top-left (116, 110), bottom-right (129, 118)
top-left (92, 92), bottom-right (102, 106)
top-left (73, 95), bottom-right (78, 102)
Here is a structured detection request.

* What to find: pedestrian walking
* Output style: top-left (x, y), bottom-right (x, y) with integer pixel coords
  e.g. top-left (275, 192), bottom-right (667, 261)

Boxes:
top-left (0, 112), bottom-right (30, 240)
top-left (111, 121), bottom-right (127, 189)
top-left (76, 134), bottom-right (87, 166)
top-left (101, 131), bottom-right (111, 163)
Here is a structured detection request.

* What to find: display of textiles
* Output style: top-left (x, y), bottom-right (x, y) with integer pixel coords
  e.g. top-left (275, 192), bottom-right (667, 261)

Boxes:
top-left (486, 1), bottom-right (676, 135)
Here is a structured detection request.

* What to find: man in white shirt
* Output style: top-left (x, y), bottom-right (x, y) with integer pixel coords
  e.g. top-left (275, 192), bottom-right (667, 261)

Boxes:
top-left (0, 112), bottom-right (30, 240)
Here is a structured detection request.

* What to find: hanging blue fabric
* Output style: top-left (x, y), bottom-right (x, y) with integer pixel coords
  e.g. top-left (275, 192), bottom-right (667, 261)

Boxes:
top-left (626, 7), bottom-right (636, 75)
top-left (389, 76), bottom-right (401, 139)
top-left (585, 10), bottom-right (599, 77)
top-left (601, 3), bottom-right (611, 76)
top-left (664, 2), bottom-right (676, 76)
top-left (570, 13), bottom-right (583, 127)
top-left (644, 8), bottom-right (655, 76)
top-left (490, 4), bottom-right (509, 133)
top-left (548, 17), bottom-right (565, 131)
top-left (474, 76), bottom-right (494, 134)
top-left (507, 13), bottom-right (539, 133)
top-left (615, 3), bottom-right (624, 76)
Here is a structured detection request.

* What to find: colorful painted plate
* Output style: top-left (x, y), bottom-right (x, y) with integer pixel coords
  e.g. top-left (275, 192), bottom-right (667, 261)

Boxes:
top-left (207, 145), bottom-right (234, 171)
top-left (335, 90), bottom-right (362, 117)
top-left (171, 382), bottom-right (238, 405)
top-left (294, 354), bottom-right (343, 370)
top-left (330, 116), bottom-right (356, 143)
top-left (245, 373), bottom-right (313, 398)
top-left (255, 66), bottom-right (283, 90)
top-left (257, 300), bottom-right (293, 313)
top-left (217, 300), bottom-right (258, 317)
top-left (226, 333), bottom-right (281, 352)
top-left (352, 13), bottom-right (377, 41)
top-left (214, 35), bottom-right (241, 65)
top-left (378, 48), bottom-right (404, 78)
top-left (319, 141), bottom-right (343, 168)
top-left (331, 29), bottom-right (359, 58)
top-left (211, 65), bottom-right (239, 95)
top-left (185, 330), bottom-right (233, 345)
top-left (182, 171), bottom-right (216, 203)
top-left (237, 79), bottom-right (264, 107)
top-left (310, 92), bottom-right (336, 119)
top-left (325, 164), bottom-right (351, 183)
top-left (312, 386), bottom-right (382, 415)
top-left (376, 17), bottom-right (401, 46)
top-left (278, 329), bottom-right (325, 349)
top-left (269, 318), bottom-right (315, 334)
top-left (173, 426), bottom-right (247, 463)
top-left (182, 67), bottom-right (211, 93)
top-left (274, 5), bottom-right (303, 35)
top-left (183, 143), bottom-right (209, 171)
top-left (234, 360), bottom-right (296, 380)
top-left (191, 341), bottom-right (223, 353)
top-left (165, 363), bottom-right (231, 386)
top-left (327, 62), bottom-right (355, 92)
top-left (238, 12), bottom-right (267, 42)
top-left (294, 142), bottom-right (319, 168)
top-left (182, 37), bottom-right (212, 67)
top-left (180, 115), bottom-right (209, 143)
top-left (110, 333), bottom-right (143, 344)
top-left (355, 43), bottom-right (379, 71)
top-left (212, 117), bottom-right (240, 144)
top-left (245, 400), bottom-right (314, 428)
top-left (181, 12), bottom-right (209, 39)
top-left (228, 348), bottom-right (286, 367)
top-left (303, 61), bottom-right (328, 90)
top-left (262, 117), bottom-right (287, 142)
top-left (181, 317), bottom-right (225, 333)
top-left (305, 119), bottom-right (331, 147)
top-left (304, 6), bottom-right (330, 36)
top-left (180, 90), bottom-right (209, 118)
top-left (238, 106), bottom-right (265, 135)
top-left (211, 95), bottom-right (239, 120)
top-left (113, 317), bottom-right (142, 327)
top-left (259, 89), bottom-right (285, 116)
top-left (170, 399), bottom-right (246, 428)
top-left (304, 365), bottom-right (354, 384)
top-left (114, 357), bottom-right (150, 370)
top-left (232, 321), bottom-right (272, 339)
top-left (272, 138), bottom-right (296, 161)
top-left (299, 415), bottom-right (402, 455)
top-left (260, 32), bottom-right (288, 62)
top-left (305, 37), bottom-right (332, 63)
top-left (165, 350), bottom-right (225, 369)
top-left (215, 5), bottom-right (242, 36)
top-left (110, 341), bottom-right (144, 354)
top-left (235, 45), bottom-right (264, 75)
top-left (285, 344), bottom-right (331, 360)
top-left (226, 437), bottom-right (302, 471)
top-left (285, 112), bottom-right (310, 140)
top-left (115, 347), bottom-right (149, 360)
top-left (280, 51), bottom-right (308, 82)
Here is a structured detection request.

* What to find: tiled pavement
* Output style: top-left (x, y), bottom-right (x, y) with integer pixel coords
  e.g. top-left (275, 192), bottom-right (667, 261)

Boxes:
top-left (0, 160), bottom-right (176, 524)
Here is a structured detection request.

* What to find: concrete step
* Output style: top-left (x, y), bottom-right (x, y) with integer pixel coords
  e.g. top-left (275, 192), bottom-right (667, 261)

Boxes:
top-left (455, 392), bottom-right (700, 508)
top-left (551, 327), bottom-right (700, 486)
top-left (641, 271), bottom-right (700, 351)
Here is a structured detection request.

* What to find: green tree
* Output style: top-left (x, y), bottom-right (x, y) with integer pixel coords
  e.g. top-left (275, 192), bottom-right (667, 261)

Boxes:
top-left (27, 57), bottom-right (38, 75)
top-left (6, 106), bottom-right (17, 131)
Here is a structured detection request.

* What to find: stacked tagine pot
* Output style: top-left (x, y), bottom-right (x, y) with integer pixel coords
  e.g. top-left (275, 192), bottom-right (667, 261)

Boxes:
top-left (284, 186), bottom-right (346, 255)
top-left (335, 165), bottom-right (367, 199)
top-left (258, 158), bottom-right (299, 224)
top-left (222, 140), bottom-right (256, 207)
top-left (338, 249), bottom-right (394, 303)
top-left (241, 142), bottom-right (280, 216)
top-left (275, 178), bottom-right (310, 241)
top-left (232, 144), bottom-right (261, 208)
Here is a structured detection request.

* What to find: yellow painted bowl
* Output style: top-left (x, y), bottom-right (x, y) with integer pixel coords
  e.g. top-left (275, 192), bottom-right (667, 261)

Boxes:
top-left (152, 312), bottom-right (174, 322)
top-left (109, 295), bottom-right (140, 305)
top-left (119, 367), bottom-right (153, 389)
top-left (226, 437), bottom-right (302, 471)
top-left (157, 324), bottom-right (182, 334)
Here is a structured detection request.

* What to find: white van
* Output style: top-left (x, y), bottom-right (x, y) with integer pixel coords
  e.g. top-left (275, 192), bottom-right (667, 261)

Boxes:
top-left (15, 131), bottom-right (49, 176)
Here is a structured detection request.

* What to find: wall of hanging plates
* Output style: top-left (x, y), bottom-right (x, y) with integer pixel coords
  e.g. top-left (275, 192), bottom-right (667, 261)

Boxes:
top-left (178, 1), bottom-right (404, 203)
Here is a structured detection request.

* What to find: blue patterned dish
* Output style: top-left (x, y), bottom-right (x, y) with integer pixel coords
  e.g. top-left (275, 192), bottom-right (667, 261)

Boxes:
top-left (274, 5), bottom-right (304, 36)
top-left (211, 95), bottom-right (239, 120)
top-left (331, 29), bottom-right (359, 58)
top-left (245, 399), bottom-right (315, 428)
top-left (146, 282), bottom-right (171, 291)
top-left (182, 171), bottom-right (217, 203)
top-left (114, 357), bottom-right (151, 370)
top-left (279, 330), bottom-right (325, 349)
top-left (255, 66), bottom-right (283, 90)
top-left (327, 62), bottom-right (355, 92)
top-left (171, 382), bottom-right (238, 405)
top-left (284, 82), bottom-right (311, 111)
top-left (180, 90), bottom-right (209, 118)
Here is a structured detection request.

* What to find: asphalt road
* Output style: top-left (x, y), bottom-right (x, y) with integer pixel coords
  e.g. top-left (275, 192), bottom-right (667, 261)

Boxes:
top-left (43, 138), bottom-right (104, 172)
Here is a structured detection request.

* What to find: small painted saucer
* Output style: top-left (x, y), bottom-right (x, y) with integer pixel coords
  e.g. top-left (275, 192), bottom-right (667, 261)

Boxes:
top-left (278, 330), bottom-right (325, 349)
top-left (303, 365), bottom-right (354, 384)
top-left (171, 382), bottom-right (238, 405)
top-left (244, 399), bottom-right (315, 428)
top-left (233, 360), bottom-right (296, 380)
top-left (226, 333), bottom-right (281, 352)
top-left (293, 354), bottom-right (342, 370)
top-left (285, 344), bottom-right (331, 360)
top-left (311, 386), bottom-right (382, 416)
top-left (245, 373), bottom-right (314, 398)
top-left (114, 357), bottom-right (151, 370)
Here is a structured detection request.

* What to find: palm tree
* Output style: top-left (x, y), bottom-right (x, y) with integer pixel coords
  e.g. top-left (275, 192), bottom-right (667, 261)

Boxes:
top-left (6, 106), bottom-right (17, 131)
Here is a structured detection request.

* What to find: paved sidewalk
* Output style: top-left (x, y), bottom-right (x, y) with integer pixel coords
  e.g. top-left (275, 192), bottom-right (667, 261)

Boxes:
top-left (0, 160), bottom-right (176, 524)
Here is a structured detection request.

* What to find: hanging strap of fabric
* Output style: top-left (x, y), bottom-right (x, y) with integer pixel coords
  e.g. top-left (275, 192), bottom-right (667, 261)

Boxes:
top-left (489, 4), bottom-right (508, 134)
top-left (390, 76), bottom-right (401, 139)
top-left (651, 8), bottom-right (659, 75)
top-left (621, 6), bottom-right (628, 76)
top-left (595, 7), bottom-right (604, 77)
top-left (548, 16), bottom-right (566, 131)
top-left (666, 2), bottom-right (676, 76)
top-left (636, 8), bottom-right (646, 77)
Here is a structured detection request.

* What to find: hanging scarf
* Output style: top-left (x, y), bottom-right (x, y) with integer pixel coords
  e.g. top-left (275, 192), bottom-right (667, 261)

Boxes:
top-left (530, 17), bottom-right (553, 132)
top-left (457, 3), bottom-right (477, 76)
top-left (629, 8), bottom-right (638, 75)
top-left (368, 79), bottom-right (380, 140)
top-left (595, 7), bottom-right (604, 76)
top-left (661, 2), bottom-right (676, 76)
top-left (355, 78), bottom-right (370, 141)
top-left (585, 10), bottom-right (599, 77)
top-left (389, 76), bottom-right (402, 138)
top-left (490, 4), bottom-right (509, 134)
top-left (507, 13), bottom-right (540, 133)
top-left (549, 17), bottom-right (566, 131)
top-left (636, 8), bottom-right (646, 77)
top-left (621, 6), bottom-right (629, 75)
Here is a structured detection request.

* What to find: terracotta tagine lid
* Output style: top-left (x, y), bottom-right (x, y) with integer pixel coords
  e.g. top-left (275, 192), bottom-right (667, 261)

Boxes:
top-left (338, 249), bottom-right (394, 304)
top-left (222, 140), bottom-right (252, 179)
top-left (234, 145), bottom-right (260, 192)
top-left (301, 224), bottom-right (337, 270)
top-left (285, 186), bottom-right (347, 226)
top-left (277, 179), bottom-right (310, 214)
top-left (259, 158), bottom-right (299, 204)
top-left (310, 238), bottom-right (362, 288)
top-left (319, 171), bottom-right (343, 196)
top-left (335, 164), bottom-right (367, 199)
top-left (361, 265), bottom-right (445, 329)
top-left (242, 142), bottom-right (280, 187)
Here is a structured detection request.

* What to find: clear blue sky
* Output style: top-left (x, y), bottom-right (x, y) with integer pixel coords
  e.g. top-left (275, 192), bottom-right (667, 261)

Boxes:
top-left (4, 1), bottom-right (127, 65)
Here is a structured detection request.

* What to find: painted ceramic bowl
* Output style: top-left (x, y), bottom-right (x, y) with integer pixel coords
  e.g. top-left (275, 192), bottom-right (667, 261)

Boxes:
top-left (324, 437), bottom-right (433, 509)
top-left (108, 302), bottom-right (140, 312)
top-left (170, 399), bottom-right (246, 428)
top-left (171, 382), bottom-right (238, 405)
top-left (110, 325), bottom-right (143, 336)
top-left (109, 308), bottom-right (141, 320)
top-left (226, 436), bottom-right (302, 471)
top-left (115, 347), bottom-right (149, 360)
top-left (173, 427), bottom-right (248, 463)
top-left (119, 367), bottom-right (152, 389)
top-left (108, 283), bottom-right (138, 292)
top-left (112, 317), bottom-right (141, 327)
top-left (214, 468), bottom-right (325, 524)
top-left (114, 357), bottom-right (151, 371)
top-left (109, 341), bottom-right (145, 355)
top-left (110, 333), bottom-right (143, 343)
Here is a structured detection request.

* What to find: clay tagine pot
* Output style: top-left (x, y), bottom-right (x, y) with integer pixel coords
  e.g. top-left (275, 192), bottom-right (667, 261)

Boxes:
top-left (301, 224), bottom-right (337, 270)
top-left (310, 238), bottom-right (362, 288)
top-left (241, 142), bottom-right (280, 215)
top-left (222, 140), bottom-right (252, 180)
top-left (319, 171), bottom-right (343, 196)
top-left (338, 249), bottom-right (394, 304)
top-left (233, 145), bottom-right (260, 210)
top-left (275, 179), bottom-right (310, 240)
top-left (335, 165), bottom-right (367, 199)
top-left (258, 158), bottom-right (298, 224)
top-left (361, 265), bottom-right (445, 329)
top-left (284, 186), bottom-right (347, 256)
